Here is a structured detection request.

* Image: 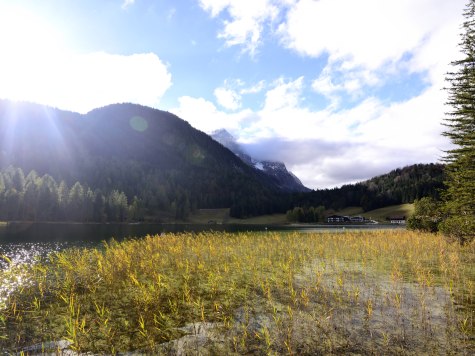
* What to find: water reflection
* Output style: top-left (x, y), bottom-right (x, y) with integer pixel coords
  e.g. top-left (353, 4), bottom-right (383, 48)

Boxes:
top-left (0, 241), bottom-right (93, 269)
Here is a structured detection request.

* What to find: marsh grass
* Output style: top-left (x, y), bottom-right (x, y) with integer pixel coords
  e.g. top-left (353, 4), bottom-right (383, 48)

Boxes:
top-left (0, 230), bottom-right (474, 354)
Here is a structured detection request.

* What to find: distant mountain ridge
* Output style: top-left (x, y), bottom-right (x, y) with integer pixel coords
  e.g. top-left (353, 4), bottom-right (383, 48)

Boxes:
top-left (211, 129), bottom-right (309, 192)
top-left (0, 100), bottom-right (290, 220)
top-left (0, 100), bottom-right (445, 222)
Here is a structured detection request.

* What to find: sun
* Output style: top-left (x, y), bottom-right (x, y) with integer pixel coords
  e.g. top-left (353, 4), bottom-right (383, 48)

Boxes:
top-left (0, 4), bottom-right (67, 105)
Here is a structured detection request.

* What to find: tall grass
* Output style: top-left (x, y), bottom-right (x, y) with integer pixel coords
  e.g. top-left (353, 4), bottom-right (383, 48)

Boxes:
top-left (0, 230), bottom-right (474, 354)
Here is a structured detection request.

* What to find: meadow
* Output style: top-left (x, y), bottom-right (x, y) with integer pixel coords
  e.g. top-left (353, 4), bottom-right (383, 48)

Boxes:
top-left (0, 230), bottom-right (474, 354)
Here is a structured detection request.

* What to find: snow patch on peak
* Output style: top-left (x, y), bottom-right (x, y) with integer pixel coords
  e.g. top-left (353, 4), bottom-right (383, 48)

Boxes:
top-left (254, 162), bottom-right (264, 171)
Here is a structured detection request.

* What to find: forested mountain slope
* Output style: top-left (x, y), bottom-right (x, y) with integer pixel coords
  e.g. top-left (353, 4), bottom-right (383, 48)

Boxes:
top-left (0, 100), bottom-right (445, 222)
top-left (0, 100), bottom-right (287, 221)
top-left (292, 163), bottom-right (445, 212)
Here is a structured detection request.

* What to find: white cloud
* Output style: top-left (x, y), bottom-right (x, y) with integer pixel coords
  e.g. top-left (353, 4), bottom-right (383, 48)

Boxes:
top-left (0, 51), bottom-right (172, 114)
top-left (280, 0), bottom-right (465, 92)
top-left (173, 73), bottom-right (451, 189)
top-left (175, 0), bottom-right (465, 188)
top-left (171, 96), bottom-right (253, 134)
top-left (212, 79), bottom-right (267, 112)
top-left (311, 68), bottom-right (342, 109)
top-left (280, 0), bottom-right (463, 69)
top-left (198, 0), bottom-right (281, 54)
top-left (240, 80), bottom-right (266, 94)
top-left (214, 87), bottom-right (242, 110)
top-left (263, 77), bottom-right (303, 112)
top-left (121, 0), bottom-right (135, 10)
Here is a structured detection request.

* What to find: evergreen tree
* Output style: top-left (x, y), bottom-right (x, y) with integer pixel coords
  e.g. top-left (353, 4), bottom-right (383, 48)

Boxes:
top-left (68, 182), bottom-right (86, 221)
top-left (57, 181), bottom-right (69, 219)
top-left (22, 180), bottom-right (39, 220)
top-left (37, 175), bottom-right (60, 221)
top-left (4, 188), bottom-right (20, 220)
top-left (107, 190), bottom-right (128, 221)
top-left (440, 0), bottom-right (475, 242)
top-left (92, 190), bottom-right (106, 222)
top-left (407, 197), bottom-right (442, 233)
top-left (12, 167), bottom-right (26, 193)
top-left (129, 196), bottom-right (145, 221)
top-left (0, 174), bottom-right (4, 193)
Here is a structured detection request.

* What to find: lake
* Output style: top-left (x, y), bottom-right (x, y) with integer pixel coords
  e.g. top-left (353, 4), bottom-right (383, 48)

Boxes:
top-left (0, 222), bottom-right (403, 268)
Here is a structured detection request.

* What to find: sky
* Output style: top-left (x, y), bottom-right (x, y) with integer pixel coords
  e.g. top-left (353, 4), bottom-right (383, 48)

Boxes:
top-left (0, 0), bottom-right (467, 189)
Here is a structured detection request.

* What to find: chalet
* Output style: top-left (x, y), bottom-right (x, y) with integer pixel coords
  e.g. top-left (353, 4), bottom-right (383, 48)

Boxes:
top-left (350, 216), bottom-right (365, 223)
top-left (389, 216), bottom-right (406, 224)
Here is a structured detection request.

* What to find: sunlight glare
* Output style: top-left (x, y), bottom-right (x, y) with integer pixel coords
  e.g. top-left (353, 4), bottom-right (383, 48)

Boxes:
top-left (0, 5), bottom-right (68, 101)
top-left (0, 4), bottom-right (172, 114)
top-left (0, 5), bottom-right (67, 105)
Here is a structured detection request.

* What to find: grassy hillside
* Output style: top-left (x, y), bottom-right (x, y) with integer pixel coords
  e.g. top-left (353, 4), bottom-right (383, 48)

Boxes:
top-left (360, 204), bottom-right (414, 222)
top-left (333, 206), bottom-right (364, 216)
top-left (333, 204), bottom-right (414, 223)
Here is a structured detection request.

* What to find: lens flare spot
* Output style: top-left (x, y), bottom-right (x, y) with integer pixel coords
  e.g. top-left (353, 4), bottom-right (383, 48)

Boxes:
top-left (129, 116), bottom-right (148, 132)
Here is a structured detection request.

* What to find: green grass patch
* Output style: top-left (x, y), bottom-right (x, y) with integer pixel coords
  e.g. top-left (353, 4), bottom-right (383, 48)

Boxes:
top-left (362, 203), bottom-right (415, 222)
top-left (187, 208), bottom-right (231, 224)
top-left (335, 206), bottom-right (365, 216)
top-left (1, 230), bottom-right (473, 354)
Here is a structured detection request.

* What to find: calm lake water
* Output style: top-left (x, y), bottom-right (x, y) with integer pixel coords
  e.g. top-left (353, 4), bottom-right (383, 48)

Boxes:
top-left (0, 222), bottom-right (403, 268)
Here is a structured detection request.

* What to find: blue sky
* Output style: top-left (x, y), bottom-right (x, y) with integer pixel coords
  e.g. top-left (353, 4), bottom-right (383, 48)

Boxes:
top-left (0, 0), bottom-right (467, 188)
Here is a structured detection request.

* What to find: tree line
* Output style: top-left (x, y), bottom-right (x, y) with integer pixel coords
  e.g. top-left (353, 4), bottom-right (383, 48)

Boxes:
top-left (286, 206), bottom-right (326, 223)
top-left (288, 163), bottom-right (444, 220)
top-left (408, 0), bottom-right (475, 243)
top-left (0, 166), bottom-right (132, 222)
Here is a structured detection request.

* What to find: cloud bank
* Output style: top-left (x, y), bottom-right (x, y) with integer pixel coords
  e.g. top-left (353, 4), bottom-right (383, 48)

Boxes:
top-left (175, 0), bottom-right (465, 188)
top-left (0, 51), bottom-right (172, 114)
top-left (0, 0), bottom-right (466, 189)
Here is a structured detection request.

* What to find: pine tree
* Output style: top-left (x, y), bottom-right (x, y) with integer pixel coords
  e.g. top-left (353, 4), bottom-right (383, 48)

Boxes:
top-left (440, 0), bottom-right (475, 242)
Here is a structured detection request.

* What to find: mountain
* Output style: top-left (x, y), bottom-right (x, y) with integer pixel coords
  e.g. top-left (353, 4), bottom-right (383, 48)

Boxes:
top-left (211, 129), bottom-right (310, 192)
top-left (0, 100), bottom-right (445, 223)
top-left (0, 100), bottom-right (290, 221)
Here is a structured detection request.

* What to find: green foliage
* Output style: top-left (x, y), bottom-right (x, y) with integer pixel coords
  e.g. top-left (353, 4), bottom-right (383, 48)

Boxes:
top-left (441, 0), bottom-right (475, 243)
top-left (439, 215), bottom-right (475, 243)
top-left (407, 197), bottom-right (442, 233)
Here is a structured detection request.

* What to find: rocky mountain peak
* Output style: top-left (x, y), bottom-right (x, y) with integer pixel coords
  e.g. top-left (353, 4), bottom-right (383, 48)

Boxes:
top-left (211, 129), bottom-right (309, 192)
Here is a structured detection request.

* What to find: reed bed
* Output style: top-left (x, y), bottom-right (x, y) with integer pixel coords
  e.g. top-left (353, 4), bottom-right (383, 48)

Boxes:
top-left (0, 230), bottom-right (474, 354)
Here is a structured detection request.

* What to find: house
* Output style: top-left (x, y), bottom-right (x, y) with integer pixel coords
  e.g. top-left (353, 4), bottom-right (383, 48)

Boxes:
top-left (389, 216), bottom-right (406, 224)
top-left (350, 216), bottom-right (365, 223)
top-left (327, 215), bottom-right (350, 223)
